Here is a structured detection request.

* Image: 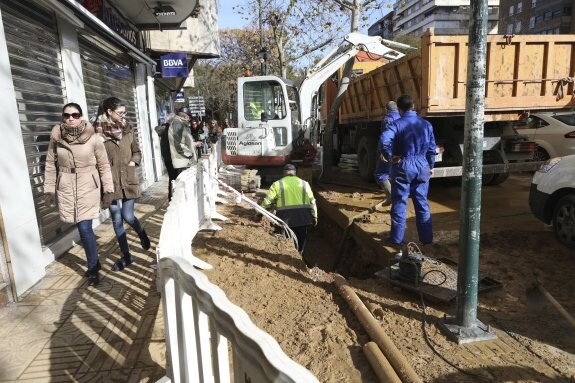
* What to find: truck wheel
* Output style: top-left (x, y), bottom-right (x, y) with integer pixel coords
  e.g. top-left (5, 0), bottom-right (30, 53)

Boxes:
top-left (358, 136), bottom-right (375, 181)
top-left (483, 172), bottom-right (509, 186)
top-left (552, 194), bottom-right (575, 249)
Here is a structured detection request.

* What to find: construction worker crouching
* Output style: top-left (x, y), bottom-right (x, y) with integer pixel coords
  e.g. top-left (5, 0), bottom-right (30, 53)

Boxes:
top-left (259, 164), bottom-right (317, 256)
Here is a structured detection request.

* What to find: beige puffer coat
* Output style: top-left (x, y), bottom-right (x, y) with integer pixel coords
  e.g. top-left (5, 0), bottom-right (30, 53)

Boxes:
top-left (44, 123), bottom-right (114, 223)
top-left (102, 122), bottom-right (142, 200)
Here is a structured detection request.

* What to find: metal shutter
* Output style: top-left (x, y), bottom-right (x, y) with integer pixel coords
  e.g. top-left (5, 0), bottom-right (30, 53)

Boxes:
top-left (1, 0), bottom-right (72, 245)
top-left (78, 34), bottom-right (144, 183)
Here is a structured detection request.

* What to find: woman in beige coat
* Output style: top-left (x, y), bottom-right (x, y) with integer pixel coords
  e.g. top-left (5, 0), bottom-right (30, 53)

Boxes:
top-left (44, 103), bottom-right (114, 286)
top-left (95, 97), bottom-right (150, 272)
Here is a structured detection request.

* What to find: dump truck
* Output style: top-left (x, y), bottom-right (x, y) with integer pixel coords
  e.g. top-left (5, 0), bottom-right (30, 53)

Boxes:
top-left (326, 29), bottom-right (575, 184)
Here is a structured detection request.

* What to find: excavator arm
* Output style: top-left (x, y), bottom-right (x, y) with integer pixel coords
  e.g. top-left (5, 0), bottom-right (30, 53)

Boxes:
top-left (298, 33), bottom-right (413, 135)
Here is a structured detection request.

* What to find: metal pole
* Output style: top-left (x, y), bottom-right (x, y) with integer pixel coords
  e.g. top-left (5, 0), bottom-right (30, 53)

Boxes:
top-left (438, 0), bottom-right (496, 344)
top-left (258, 0), bottom-right (264, 76)
top-left (457, 0), bottom-right (489, 329)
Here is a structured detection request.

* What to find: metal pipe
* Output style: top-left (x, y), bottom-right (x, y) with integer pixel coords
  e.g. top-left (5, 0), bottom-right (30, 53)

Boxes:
top-left (456, 0), bottom-right (489, 328)
top-left (333, 275), bottom-right (422, 383)
top-left (363, 342), bottom-right (403, 383)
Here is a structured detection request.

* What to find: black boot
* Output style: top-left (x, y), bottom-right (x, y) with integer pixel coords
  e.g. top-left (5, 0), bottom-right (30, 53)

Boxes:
top-left (85, 260), bottom-right (101, 277)
top-left (139, 229), bottom-right (151, 250)
top-left (88, 270), bottom-right (100, 286)
top-left (112, 253), bottom-right (133, 272)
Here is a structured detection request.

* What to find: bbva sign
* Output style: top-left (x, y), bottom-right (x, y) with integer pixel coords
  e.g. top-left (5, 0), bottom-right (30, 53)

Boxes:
top-left (159, 53), bottom-right (188, 78)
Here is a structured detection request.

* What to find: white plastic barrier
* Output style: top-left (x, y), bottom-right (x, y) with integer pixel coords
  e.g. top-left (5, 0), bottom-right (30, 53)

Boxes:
top-left (156, 143), bottom-right (319, 383)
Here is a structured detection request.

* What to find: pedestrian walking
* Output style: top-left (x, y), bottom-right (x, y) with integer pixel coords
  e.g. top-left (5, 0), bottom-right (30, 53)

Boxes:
top-left (155, 113), bottom-right (178, 200)
top-left (375, 101), bottom-right (401, 204)
top-left (95, 97), bottom-right (151, 271)
top-left (44, 102), bottom-right (114, 286)
top-left (380, 95), bottom-right (436, 245)
top-left (259, 164), bottom-right (317, 256)
top-left (168, 107), bottom-right (198, 179)
top-left (190, 119), bottom-right (208, 156)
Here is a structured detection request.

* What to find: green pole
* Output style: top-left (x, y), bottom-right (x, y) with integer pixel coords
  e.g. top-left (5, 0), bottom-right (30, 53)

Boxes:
top-left (456, 0), bottom-right (489, 328)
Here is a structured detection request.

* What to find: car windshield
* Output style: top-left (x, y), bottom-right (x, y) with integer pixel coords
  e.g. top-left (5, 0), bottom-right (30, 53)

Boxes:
top-left (553, 114), bottom-right (575, 126)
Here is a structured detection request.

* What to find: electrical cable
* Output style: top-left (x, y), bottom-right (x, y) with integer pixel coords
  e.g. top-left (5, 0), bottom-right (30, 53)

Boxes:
top-left (202, 164), bottom-right (299, 250)
top-left (398, 244), bottom-right (485, 379)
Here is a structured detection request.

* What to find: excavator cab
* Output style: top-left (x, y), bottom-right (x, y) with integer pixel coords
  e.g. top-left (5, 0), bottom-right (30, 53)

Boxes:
top-left (222, 75), bottom-right (302, 166)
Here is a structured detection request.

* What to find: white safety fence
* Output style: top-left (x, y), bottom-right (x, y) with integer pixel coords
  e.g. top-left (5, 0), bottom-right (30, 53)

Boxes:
top-left (156, 143), bottom-right (319, 383)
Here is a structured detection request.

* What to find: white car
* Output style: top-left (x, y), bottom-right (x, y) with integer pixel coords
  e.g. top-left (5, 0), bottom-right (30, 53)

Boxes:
top-left (529, 155), bottom-right (575, 249)
top-left (517, 111), bottom-right (575, 161)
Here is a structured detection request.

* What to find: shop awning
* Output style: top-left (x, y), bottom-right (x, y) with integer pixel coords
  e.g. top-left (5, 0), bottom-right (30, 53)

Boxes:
top-left (105, 0), bottom-right (200, 30)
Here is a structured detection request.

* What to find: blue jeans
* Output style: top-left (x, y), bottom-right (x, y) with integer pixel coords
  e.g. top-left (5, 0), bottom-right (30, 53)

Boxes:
top-left (109, 198), bottom-right (143, 255)
top-left (77, 220), bottom-right (98, 270)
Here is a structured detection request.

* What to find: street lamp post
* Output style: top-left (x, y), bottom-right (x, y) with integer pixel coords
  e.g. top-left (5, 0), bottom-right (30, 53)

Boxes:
top-left (259, 46), bottom-right (268, 76)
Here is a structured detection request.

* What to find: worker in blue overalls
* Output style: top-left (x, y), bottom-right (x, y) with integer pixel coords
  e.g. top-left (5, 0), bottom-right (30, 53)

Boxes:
top-left (374, 101), bottom-right (401, 205)
top-left (380, 94), bottom-right (436, 245)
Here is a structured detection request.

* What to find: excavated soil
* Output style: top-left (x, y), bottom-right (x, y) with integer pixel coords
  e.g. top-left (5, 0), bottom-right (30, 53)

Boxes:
top-left (191, 177), bottom-right (575, 383)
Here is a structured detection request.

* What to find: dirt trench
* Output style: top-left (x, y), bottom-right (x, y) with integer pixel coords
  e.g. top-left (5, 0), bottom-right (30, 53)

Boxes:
top-left (191, 174), bottom-right (575, 383)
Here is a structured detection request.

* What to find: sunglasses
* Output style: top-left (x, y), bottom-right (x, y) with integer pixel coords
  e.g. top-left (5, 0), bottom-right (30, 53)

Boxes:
top-left (62, 113), bottom-right (81, 119)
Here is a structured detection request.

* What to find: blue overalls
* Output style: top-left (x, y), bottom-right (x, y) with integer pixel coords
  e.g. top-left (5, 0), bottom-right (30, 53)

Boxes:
top-left (380, 111), bottom-right (436, 245)
top-left (375, 109), bottom-right (400, 184)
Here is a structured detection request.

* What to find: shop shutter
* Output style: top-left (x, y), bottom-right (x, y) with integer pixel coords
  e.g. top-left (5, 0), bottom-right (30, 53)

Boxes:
top-left (1, 0), bottom-right (72, 245)
top-left (78, 34), bottom-right (144, 183)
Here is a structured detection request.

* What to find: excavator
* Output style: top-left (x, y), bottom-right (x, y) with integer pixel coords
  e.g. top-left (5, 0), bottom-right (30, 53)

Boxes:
top-left (220, 33), bottom-right (409, 174)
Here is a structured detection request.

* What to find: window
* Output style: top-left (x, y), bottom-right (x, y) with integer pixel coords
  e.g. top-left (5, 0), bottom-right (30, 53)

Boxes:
top-left (517, 1), bottom-right (523, 13)
top-left (531, 0), bottom-right (536, 7)
top-left (527, 116), bottom-right (548, 129)
top-left (509, 5), bottom-right (514, 16)
top-left (529, 16), bottom-right (535, 28)
top-left (507, 24), bottom-right (513, 34)
top-left (243, 81), bottom-right (286, 121)
top-left (544, 11), bottom-right (552, 20)
top-left (515, 20), bottom-right (522, 33)
top-left (554, 114), bottom-right (575, 126)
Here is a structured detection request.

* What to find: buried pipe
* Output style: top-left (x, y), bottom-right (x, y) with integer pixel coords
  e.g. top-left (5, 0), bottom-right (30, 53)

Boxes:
top-left (334, 276), bottom-right (421, 383)
top-left (363, 341), bottom-right (402, 383)
top-left (334, 275), bottom-right (422, 383)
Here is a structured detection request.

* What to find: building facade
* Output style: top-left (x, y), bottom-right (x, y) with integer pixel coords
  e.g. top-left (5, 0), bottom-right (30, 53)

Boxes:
top-left (0, 0), bottom-right (218, 304)
top-left (388, 0), bottom-right (500, 37)
top-left (499, 0), bottom-right (574, 35)
top-left (368, 11), bottom-right (395, 39)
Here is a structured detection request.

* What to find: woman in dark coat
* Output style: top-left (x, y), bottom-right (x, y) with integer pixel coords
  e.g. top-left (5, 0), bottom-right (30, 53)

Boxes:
top-left (95, 97), bottom-right (150, 271)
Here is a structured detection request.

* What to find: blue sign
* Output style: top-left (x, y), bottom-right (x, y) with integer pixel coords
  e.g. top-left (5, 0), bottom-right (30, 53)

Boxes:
top-left (160, 53), bottom-right (188, 78)
top-left (175, 92), bottom-right (185, 102)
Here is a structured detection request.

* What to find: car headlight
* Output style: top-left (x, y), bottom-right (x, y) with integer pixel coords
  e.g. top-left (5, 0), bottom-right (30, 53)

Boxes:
top-left (538, 157), bottom-right (562, 173)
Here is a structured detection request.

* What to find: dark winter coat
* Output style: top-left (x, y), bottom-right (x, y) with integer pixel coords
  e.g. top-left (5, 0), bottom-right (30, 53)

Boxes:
top-left (102, 122), bottom-right (142, 200)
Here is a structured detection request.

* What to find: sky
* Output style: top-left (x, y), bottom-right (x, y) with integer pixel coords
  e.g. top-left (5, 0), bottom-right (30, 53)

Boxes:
top-left (216, 0), bottom-right (393, 35)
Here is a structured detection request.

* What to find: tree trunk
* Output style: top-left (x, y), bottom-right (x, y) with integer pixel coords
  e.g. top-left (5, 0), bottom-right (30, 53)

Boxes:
top-left (321, 0), bottom-right (360, 180)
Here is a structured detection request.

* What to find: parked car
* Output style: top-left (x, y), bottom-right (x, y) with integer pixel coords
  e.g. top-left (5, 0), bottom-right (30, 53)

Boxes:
top-left (516, 111), bottom-right (575, 161)
top-left (529, 155), bottom-right (575, 249)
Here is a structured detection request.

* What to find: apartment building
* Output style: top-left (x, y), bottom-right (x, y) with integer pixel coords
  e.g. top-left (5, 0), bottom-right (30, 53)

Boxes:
top-left (368, 11), bottom-right (395, 39)
top-left (388, 0), bottom-right (500, 37)
top-left (499, 0), bottom-right (574, 34)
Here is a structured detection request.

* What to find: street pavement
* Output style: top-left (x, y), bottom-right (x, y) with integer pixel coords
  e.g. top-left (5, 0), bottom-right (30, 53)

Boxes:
top-left (0, 179), bottom-right (169, 382)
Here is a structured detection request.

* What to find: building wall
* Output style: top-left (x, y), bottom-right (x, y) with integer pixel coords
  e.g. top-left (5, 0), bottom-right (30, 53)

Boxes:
top-left (0, 0), bottom-right (159, 298)
top-left (391, 0), bottom-right (500, 37)
top-left (148, 0), bottom-right (220, 56)
top-left (499, 0), bottom-right (574, 34)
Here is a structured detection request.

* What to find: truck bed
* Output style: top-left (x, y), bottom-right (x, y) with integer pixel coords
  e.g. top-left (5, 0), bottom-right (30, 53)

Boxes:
top-left (339, 29), bottom-right (575, 123)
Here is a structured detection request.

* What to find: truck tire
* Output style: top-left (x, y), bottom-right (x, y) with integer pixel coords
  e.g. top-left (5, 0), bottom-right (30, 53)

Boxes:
top-left (483, 172), bottom-right (509, 186)
top-left (552, 194), bottom-right (575, 249)
top-left (358, 136), bottom-right (376, 181)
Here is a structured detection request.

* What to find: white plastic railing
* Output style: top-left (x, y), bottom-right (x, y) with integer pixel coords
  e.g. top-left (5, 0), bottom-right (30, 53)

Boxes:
top-left (156, 142), bottom-right (319, 383)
